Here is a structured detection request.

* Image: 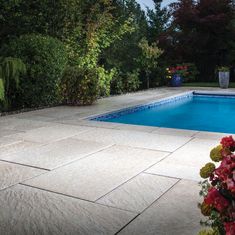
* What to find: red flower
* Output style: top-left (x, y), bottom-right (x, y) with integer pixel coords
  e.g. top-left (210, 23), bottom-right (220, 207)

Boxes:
top-left (204, 188), bottom-right (230, 212)
top-left (215, 154), bottom-right (235, 194)
top-left (224, 222), bottom-right (235, 235)
top-left (221, 136), bottom-right (235, 149)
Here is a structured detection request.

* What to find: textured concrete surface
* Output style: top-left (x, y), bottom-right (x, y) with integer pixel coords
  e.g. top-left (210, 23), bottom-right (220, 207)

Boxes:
top-left (1, 87), bottom-right (234, 235)
top-left (0, 161), bottom-right (45, 190)
top-left (119, 180), bottom-right (204, 235)
top-left (24, 145), bottom-right (168, 201)
top-left (73, 128), bottom-right (191, 152)
top-left (97, 173), bottom-right (178, 213)
top-left (1, 138), bottom-right (111, 170)
top-left (0, 184), bottom-right (136, 235)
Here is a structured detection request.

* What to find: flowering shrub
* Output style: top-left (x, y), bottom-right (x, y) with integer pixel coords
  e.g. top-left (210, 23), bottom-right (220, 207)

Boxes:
top-left (166, 65), bottom-right (188, 80)
top-left (166, 63), bottom-right (198, 82)
top-left (199, 136), bottom-right (235, 235)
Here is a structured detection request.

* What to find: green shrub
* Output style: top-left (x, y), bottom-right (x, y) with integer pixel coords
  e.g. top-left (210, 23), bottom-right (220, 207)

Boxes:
top-left (1, 34), bottom-right (67, 108)
top-left (181, 63), bottom-right (199, 82)
top-left (148, 65), bottom-right (168, 87)
top-left (60, 66), bottom-right (100, 105)
top-left (0, 57), bottom-right (26, 111)
top-left (124, 70), bottom-right (141, 92)
top-left (110, 72), bottom-right (124, 95)
top-left (97, 67), bottom-right (117, 97)
top-left (111, 70), bottom-right (140, 94)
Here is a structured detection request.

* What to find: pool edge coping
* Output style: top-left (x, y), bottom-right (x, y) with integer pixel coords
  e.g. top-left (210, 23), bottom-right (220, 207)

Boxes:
top-left (86, 90), bottom-right (235, 122)
top-left (79, 90), bottom-right (235, 136)
top-left (85, 91), bottom-right (194, 121)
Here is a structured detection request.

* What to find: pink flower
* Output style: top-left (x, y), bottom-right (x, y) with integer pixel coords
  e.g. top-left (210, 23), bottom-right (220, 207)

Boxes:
top-left (224, 222), bottom-right (235, 235)
top-left (221, 136), bottom-right (235, 149)
top-left (204, 188), bottom-right (230, 212)
top-left (215, 154), bottom-right (235, 194)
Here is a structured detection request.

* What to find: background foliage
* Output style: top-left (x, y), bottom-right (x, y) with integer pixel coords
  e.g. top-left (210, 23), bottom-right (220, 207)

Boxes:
top-left (0, 0), bottom-right (234, 111)
top-left (1, 34), bottom-right (67, 108)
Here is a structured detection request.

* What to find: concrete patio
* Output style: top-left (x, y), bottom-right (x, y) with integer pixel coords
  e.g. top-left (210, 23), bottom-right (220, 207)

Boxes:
top-left (0, 87), bottom-right (234, 235)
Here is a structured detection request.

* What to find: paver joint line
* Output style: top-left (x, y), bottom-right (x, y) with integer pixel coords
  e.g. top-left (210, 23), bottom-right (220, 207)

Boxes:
top-left (115, 179), bottom-right (181, 235)
top-left (19, 183), bottom-right (137, 214)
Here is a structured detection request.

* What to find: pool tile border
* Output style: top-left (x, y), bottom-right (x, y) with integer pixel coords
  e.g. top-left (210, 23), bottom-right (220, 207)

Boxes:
top-left (88, 90), bottom-right (235, 122)
top-left (88, 91), bottom-right (193, 121)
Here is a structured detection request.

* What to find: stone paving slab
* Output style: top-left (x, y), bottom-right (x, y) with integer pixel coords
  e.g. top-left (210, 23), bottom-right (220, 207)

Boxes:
top-left (144, 138), bottom-right (218, 181)
top-left (97, 173), bottom-right (178, 213)
top-left (0, 128), bottom-right (23, 138)
top-left (152, 127), bottom-right (198, 137)
top-left (145, 162), bottom-right (201, 181)
top-left (14, 106), bottom-right (84, 119)
top-left (0, 184), bottom-right (136, 235)
top-left (0, 136), bottom-right (22, 148)
top-left (115, 123), bottom-right (159, 133)
top-left (0, 161), bottom-right (45, 190)
top-left (1, 138), bottom-right (111, 170)
top-left (194, 131), bottom-right (234, 140)
top-left (23, 145), bottom-right (168, 201)
top-left (13, 113), bottom-right (57, 122)
top-left (0, 117), bottom-right (54, 131)
top-left (0, 137), bottom-right (41, 158)
top-left (11, 124), bottom-right (92, 143)
top-left (118, 180), bottom-right (203, 235)
top-left (73, 128), bottom-right (192, 152)
top-left (161, 138), bottom-right (218, 167)
top-left (0, 140), bottom-right (41, 158)
top-left (54, 117), bottom-right (121, 129)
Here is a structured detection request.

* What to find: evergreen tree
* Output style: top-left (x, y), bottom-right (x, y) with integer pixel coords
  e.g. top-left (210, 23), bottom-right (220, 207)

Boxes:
top-left (147, 0), bottom-right (170, 43)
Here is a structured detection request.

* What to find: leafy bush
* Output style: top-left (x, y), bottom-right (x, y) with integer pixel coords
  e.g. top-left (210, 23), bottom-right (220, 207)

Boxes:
top-left (96, 67), bottom-right (117, 97)
top-left (111, 70), bottom-right (140, 94)
top-left (0, 57), bottom-right (26, 111)
top-left (124, 70), bottom-right (141, 92)
top-left (182, 63), bottom-right (199, 82)
top-left (110, 72), bottom-right (124, 95)
top-left (149, 66), bottom-right (168, 87)
top-left (1, 34), bottom-right (67, 108)
top-left (60, 66), bottom-right (100, 105)
top-left (166, 63), bottom-right (199, 84)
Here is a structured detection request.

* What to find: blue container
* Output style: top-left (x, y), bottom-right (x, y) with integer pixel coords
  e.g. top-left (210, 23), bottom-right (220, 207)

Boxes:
top-left (171, 74), bottom-right (182, 87)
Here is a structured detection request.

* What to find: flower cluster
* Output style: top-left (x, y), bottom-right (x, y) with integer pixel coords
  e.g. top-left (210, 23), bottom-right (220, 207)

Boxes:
top-left (166, 63), bottom-right (198, 82)
top-left (166, 65), bottom-right (188, 80)
top-left (199, 136), bottom-right (235, 235)
top-left (221, 136), bottom-right (235, 151)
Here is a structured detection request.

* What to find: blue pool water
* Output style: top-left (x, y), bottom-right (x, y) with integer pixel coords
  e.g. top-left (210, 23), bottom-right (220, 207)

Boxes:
top-left (92, 94), bottom-right (235, 133)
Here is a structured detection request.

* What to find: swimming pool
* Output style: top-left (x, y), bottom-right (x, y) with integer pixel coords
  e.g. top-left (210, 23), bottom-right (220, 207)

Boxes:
top-left (90, 91), bottom-right (235, 134)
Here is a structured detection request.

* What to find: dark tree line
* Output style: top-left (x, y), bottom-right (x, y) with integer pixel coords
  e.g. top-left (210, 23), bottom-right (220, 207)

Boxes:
top-left (0, 0), bottom-right (235, 111)
top-left (159, 0), bottom-right (235, 81)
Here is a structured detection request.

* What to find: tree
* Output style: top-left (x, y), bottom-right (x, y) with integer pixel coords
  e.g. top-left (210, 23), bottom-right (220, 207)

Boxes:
top-left (65, 0), bottom-right (134, 67)
top-left (104, 0), bottom-right (148, 71)
top-left (103, 0), bottom-right (150, 93)
top-left (0, 0), bottom-right (83, 44)
top-left (137, 38), bottom-right (163, 89)
top-left (167, 0), bottom-right (235, 81)
top-left (147, 0), bottom-right (170, 43)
